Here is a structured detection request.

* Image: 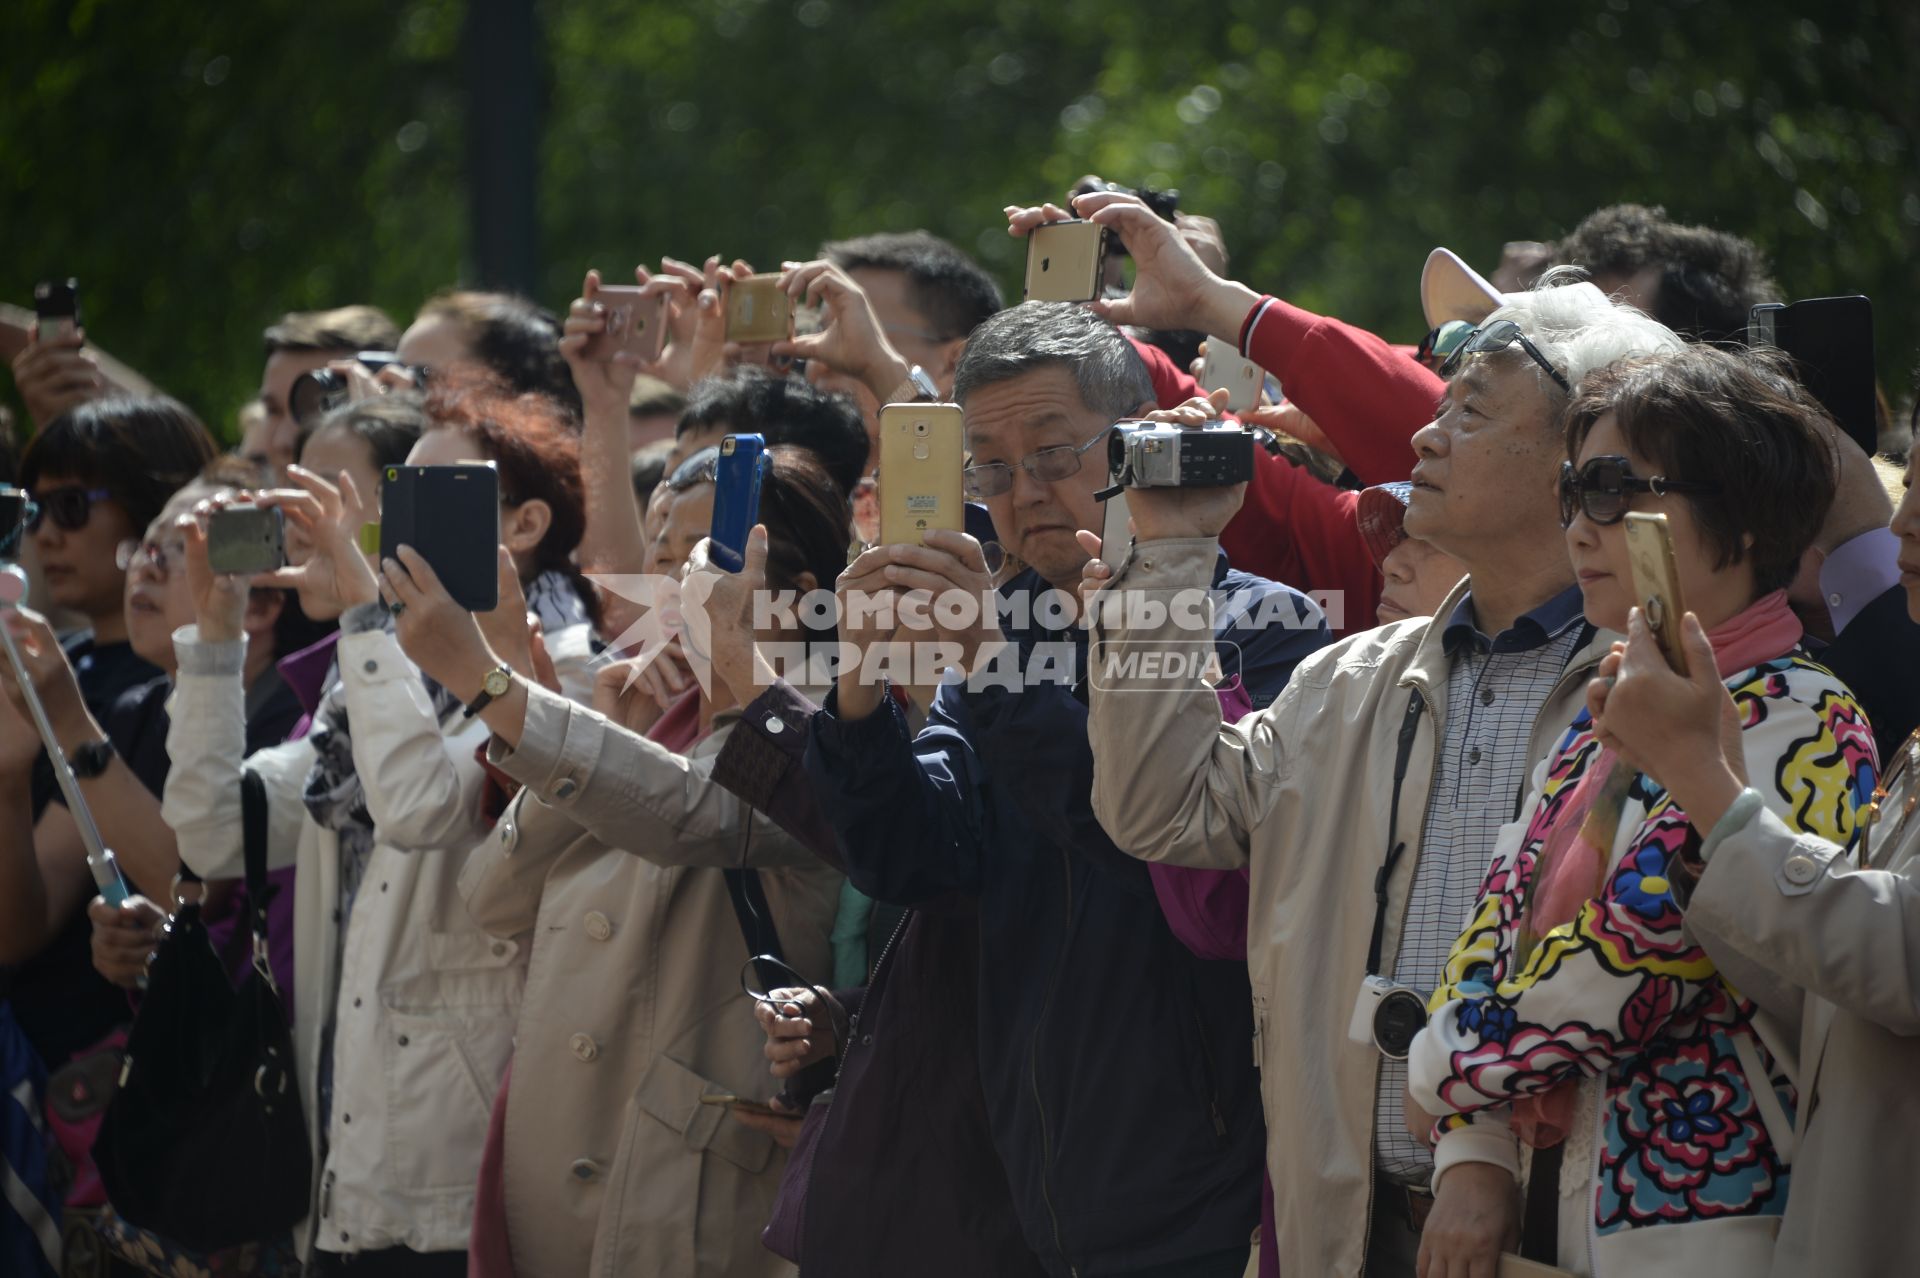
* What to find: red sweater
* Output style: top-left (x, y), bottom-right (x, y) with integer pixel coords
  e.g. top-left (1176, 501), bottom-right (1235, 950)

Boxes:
top-left (1130, 302), bottom-right (1442, 638)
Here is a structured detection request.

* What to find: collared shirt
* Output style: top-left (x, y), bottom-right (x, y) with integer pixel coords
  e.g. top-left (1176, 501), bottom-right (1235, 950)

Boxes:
top-left (1819, 527), bottom-right (1900, 637)
top-left (1375, 583), bottom-right (1590, 1183)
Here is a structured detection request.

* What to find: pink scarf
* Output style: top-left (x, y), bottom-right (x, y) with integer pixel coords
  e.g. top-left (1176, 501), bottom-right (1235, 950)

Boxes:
top-left (1510, 590), bottom-right (1801, 1148)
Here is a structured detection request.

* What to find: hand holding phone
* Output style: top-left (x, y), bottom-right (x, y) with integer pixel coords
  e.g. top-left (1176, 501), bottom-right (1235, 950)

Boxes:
top-left (581, 284), bottom-right (669, 364)
top-left (698, 1094), bottom-right (794, 1121)
top-left (1199, 339), bottom-right (1264, 413)
top-left (725, 276), bottom-right (794, 345)
top-left (33, 279), bottom-right (81, 342)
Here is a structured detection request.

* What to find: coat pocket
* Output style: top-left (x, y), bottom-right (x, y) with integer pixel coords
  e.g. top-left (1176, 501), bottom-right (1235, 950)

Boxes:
top-left (381, 1009), bottom-right (514, 1191)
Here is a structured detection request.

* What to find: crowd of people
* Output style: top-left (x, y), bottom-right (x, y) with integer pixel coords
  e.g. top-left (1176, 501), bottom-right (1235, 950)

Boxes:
top-left (1, 185), bottom-right (1915, 1278)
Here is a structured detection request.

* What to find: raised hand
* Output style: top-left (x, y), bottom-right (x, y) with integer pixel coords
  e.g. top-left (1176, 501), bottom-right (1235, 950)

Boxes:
top-left (771, 260), bottom-right (912, 402)
top-left (254, 465), bottom-right (380, 613)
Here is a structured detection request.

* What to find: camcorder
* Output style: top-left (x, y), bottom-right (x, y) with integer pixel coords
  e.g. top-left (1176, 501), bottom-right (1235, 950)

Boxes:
top-left (289, 353), bottom-right (428, 426)
top-left (1070, 177), bottom-right (1180, 258)
top-left (1106, 419), bottom-right (1256, 490)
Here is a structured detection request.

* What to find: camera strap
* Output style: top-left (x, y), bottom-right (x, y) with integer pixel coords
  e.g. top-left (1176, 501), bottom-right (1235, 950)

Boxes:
top-left (1365, 689), bottom-right (1428, 978)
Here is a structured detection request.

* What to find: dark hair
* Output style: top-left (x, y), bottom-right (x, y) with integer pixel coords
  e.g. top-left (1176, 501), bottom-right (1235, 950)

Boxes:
top-left (681, 367), bottom-right (869, 498)
top-left (423, 372), bottom-right (598, 624)
top-left (22, 397), bottom-right (219, 532)
top-left (0, 408), bottom-right (18, 486)
top-left (192, 456), bottom-right (338, 660)
top-left (628, 376), bottom-right (687, 419)
top-left (1564, 345), bottom-right (1836, 595)
top-left (759, 445), bottom-right (853, 647)
top-left (954, 302), bottom-right (1155, 420)
top-left (416, 291), bottom-right (582, 421)
top-left (1554, 204), bottom-right (1778, 345)
top-left (821, 231), bottom-right (1004, 342)
top-left (299, 392), bottom-right (430, 477)
top-left (630, 439), bottom-right (674, 507)
top-left (263, 305), bottom-right (400, 354)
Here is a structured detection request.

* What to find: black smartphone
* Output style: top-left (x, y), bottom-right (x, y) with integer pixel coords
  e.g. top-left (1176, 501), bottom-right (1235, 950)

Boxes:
top-left (33, 278), bottom-right (80, 340)
top-left (206, 506), bottom-right (287, 576)
top-left (379, 464), bottom-right (501, 611)
top-left (1748, 296), bottom-right (1876, 455)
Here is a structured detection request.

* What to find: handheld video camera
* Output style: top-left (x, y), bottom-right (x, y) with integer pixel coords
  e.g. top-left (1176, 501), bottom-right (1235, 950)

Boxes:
top-left (1106, 420), bottom-right (1256, 490)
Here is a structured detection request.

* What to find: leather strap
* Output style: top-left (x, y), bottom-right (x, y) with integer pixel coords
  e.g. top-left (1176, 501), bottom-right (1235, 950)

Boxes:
top-left (724, 867), bottom-right (786, 994)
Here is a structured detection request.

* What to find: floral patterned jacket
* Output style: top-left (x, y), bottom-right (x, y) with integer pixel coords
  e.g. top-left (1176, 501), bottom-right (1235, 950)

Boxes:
top-left (1407, 654), bottom-right (1876, 1276)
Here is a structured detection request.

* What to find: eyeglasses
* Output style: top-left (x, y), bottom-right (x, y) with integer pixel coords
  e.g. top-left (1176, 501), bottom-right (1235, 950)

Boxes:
top-left (666, 446), bottom-right (720, 493)
top-left (963, 423), bottom-right (1113, 500)
top-left (116, 537), bottom-right (189, 576)
top-left (26, 486), bottom-right (113, 534)
top-left (1558, 455), bottom-right (1722, 528)
top-left (1438, 319), bottom-right (1572, 395)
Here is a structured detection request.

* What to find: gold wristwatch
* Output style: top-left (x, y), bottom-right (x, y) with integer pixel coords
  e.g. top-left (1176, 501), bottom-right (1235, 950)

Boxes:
top-left (462, 664), bottom-right (514, 719)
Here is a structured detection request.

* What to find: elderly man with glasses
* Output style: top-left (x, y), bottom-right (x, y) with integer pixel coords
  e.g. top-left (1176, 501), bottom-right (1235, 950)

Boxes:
top-left (1075, 190), bottom-right (1686, 1278)
top-left (793, 299), bottom-right (1330, 1278)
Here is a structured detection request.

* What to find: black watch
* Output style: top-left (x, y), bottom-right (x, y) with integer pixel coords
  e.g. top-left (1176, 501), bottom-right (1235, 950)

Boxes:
top-left (462, 664), bottom-right (515, 719)
top-left (69, 738), bottom-right (115, 779)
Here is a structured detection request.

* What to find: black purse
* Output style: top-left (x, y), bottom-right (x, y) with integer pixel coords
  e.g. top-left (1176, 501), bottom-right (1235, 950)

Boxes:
top-left (92, 768), bottom-right (312, 1253)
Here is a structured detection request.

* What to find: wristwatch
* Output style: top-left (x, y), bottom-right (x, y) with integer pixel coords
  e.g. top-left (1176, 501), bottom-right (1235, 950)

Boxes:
top-left (884, 364), bottom-right (941, 405)
top-left (462, 664), bottom-right (515, 719)
top-left (69, 738), bottom-right (115, 779)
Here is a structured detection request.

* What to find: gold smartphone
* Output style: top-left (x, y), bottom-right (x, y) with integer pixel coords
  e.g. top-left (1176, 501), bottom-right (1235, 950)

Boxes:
top-left (725, 274), bottom-right (793, 344)
top-left (1623, 511), bottom-right (1689, 674)
top-left (698, 1093), bottom-right (788, 1120)
top-left (1023, 220), bottom-right (1107, 303)
top-left (877, 403), bottom-right (966, 546)
top-left (582, 284), bottom-right (667, 363)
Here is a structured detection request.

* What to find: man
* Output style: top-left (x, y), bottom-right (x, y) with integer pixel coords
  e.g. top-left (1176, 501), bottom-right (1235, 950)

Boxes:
top-left (1075, 191), bottom-right (1682, 1277)
top-left (802, 302), bottom-right (1329, 1277)
top-left (1553, 202), bottom-right (1777, 344)
top-left (257, 305), bottom-right (400, 482)
top-left (1789, 422), bottom-right (1920, 759)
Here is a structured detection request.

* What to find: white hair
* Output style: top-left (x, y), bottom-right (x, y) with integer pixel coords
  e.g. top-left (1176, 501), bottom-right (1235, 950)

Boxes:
top-left (1483, 267), bottom-right (1686, 396)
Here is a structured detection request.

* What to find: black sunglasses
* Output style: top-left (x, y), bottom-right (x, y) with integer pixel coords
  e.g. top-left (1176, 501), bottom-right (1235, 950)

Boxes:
top-left (25, 485), bottom-right (113, 534)
top-left (1558, 456), bottom-right (1721, 528)
top-left (1439, 319), bottom-right (1572, 395)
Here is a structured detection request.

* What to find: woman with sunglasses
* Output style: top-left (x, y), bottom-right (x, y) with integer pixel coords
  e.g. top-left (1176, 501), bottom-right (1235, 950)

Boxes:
top-left (1405, 346), bottom-right (1876, 1277)
top-left (1569, 432), bottom-right (1920, 1278)
top-left (16, 398), bottom-right (219, 811)
top-left (379, 445), bottom-right (845, 1278)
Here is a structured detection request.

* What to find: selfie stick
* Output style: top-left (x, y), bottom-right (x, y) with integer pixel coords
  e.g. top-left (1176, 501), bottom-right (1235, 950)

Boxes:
top-left (0, 564), bottom-right (131, 905)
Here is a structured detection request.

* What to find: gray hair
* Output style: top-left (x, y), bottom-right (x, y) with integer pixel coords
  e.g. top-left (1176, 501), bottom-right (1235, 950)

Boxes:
top-left (1481, 268), bottom-right (1686, 399)
top-left (953, 301), bottom-right (1155, 420)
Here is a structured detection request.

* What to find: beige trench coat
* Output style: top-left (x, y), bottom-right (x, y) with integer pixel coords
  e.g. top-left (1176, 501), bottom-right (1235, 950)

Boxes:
top-left (463, 683), bottom-right (842, 1278)
top-left (1682, 747), bottom-right (1920, 1278)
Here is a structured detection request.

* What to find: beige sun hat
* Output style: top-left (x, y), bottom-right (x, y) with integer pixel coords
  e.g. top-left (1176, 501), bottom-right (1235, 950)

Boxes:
top-left (1420, 247), bottom-right (1509, 329)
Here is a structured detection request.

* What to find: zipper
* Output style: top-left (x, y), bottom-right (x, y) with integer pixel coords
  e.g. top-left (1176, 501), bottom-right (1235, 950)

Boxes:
top-left (1027, 845), bottom-right (1076, 1275)
top-left (842, 908), bottom-right (913, 1064)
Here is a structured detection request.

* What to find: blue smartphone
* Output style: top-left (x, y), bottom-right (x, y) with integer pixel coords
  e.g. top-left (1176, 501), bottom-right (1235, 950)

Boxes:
top-left (710, 434), bottom-right (768, 572)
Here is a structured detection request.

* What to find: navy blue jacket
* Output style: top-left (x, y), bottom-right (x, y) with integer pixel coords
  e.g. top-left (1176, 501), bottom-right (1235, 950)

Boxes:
top-left (805, 556), bottom-right (1328, 1276)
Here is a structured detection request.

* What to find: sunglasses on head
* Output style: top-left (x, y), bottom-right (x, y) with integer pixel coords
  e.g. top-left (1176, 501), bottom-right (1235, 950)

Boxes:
top-left (1439, 319), bottom-right (1572, 395)
top-left (1558, 455), bottom-right (1721, 529)
top-left (26, 486), bottom-right (113, 534)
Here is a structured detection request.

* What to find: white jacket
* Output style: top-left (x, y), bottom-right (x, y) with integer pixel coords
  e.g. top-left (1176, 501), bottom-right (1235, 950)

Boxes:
top-left (164, 621), bottom-right (523, 1258)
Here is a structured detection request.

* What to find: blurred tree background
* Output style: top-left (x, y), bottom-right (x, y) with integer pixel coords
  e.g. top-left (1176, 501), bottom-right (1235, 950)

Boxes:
top-left (5, 0), bottom-right (1916, 442)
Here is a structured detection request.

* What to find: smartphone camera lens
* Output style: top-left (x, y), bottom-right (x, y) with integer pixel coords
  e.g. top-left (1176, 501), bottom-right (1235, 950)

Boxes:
top-left (914, 421), bottom-right (929, 436)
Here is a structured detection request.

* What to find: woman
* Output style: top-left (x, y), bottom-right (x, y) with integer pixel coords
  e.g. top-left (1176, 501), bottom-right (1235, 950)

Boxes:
top-left (4, 397), bottom-right (216, 1072)
top-left (381, 446), bottom-right (847, 1277)
top-left (161, 385), bottom-right (559, 1275)
top-left (1405, 346), bottom-right (1877, 1276)
top-left (0, 458), bottom-right (321, 976)
top-left (397, 372), bottom-right (600, 700)
top-left (1574, 439), bottom-right (1920, 1275)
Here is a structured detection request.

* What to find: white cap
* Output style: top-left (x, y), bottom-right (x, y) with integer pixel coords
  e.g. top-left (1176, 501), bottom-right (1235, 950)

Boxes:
top-left (1420, 247), bottom-right (1509, 329)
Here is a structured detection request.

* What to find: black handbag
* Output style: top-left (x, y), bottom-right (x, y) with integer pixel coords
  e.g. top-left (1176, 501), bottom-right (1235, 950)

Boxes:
top-left (92, 768), bottom-right (312, 1253)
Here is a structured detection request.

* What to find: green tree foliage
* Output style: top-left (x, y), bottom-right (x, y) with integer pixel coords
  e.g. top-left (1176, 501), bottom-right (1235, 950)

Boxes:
top-left (5, 0), bottom-right (1916, 439)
